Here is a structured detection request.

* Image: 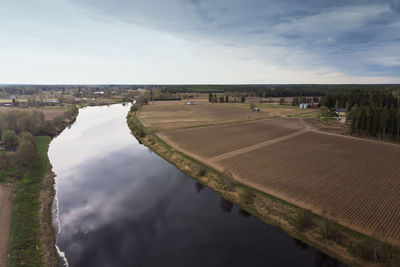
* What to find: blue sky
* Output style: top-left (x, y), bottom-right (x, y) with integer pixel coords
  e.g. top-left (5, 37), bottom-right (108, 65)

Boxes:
top-left (1, 0), bottom-right (399, 83)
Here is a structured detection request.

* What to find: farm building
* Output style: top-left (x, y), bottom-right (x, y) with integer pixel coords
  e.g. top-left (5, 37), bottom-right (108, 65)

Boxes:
top-left (300, 102), bottom-right (320, 109)
top-left (335, 108), bottom-right (348, 116)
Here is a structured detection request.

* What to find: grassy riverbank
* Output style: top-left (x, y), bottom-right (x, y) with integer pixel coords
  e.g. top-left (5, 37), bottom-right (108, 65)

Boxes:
top-left (4, 106), bottom-right (78, 266)
top-left (127, 109), bottom-right (400, 267)
top-left (8, 137), bottom-right (53, 266)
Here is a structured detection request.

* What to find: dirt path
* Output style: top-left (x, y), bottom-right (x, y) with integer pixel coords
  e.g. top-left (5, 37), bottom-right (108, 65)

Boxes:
top-left (209, 129), bottom-right (309, 162)
top-left (0, 183), bottom-right (12, 267)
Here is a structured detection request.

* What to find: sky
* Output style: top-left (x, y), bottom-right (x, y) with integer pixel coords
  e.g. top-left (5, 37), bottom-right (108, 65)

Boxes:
top-left (0, 0), bottom-right (399, 84)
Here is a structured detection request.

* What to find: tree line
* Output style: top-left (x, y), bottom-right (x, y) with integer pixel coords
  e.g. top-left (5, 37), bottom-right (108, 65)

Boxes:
top-left (208, 93), bottom-right (245, 103)
top-left (320, 90), bottom-right (400, 110)
top-left (347, 105), bottom-right (400, 139)
top-left (150, 84), bottom-right (400, 97)
top-left (0, 106), bottom-right (78, 140)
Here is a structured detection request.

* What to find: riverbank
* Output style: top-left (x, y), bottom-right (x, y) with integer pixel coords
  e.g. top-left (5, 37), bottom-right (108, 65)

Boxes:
top-left (1, 105), bottom-right (79, 266)
top-left (127, 109), bottom-right (400, 267)
top-left (0, 183), bottom-right (12, 267)
top-left (8, 137), bottom-right (55, 266)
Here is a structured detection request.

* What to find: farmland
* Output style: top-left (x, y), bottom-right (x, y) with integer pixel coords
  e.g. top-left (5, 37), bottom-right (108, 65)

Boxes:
top-left (136, 100), bottom-right (316, 131)
top-left (139, 100), bottom-right (400, 247)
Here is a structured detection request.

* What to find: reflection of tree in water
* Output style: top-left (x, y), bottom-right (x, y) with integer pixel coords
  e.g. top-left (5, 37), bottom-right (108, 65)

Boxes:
top-left (219, 197), bottom-right (233, 213)
top-left (239, 209), bottom-right (251, 218)
top-left (195, 182), bottom-right (204, 193)
top-left (293, 238), bottom-right (309, 250)
top-left (314, 251), bottom-right (340, 267)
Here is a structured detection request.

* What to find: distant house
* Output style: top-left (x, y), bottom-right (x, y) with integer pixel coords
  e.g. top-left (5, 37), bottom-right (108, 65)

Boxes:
top-left (44, 99), bottom-right (60, 105)
top-left (336, 108), bottom-right (347, 116)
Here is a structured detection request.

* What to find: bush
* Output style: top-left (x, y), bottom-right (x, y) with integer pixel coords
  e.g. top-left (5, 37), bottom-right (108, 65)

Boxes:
top-left (2, 130), bottom-right (18, 147)
top-left (294, 209), bottom-right (313, 230)
top-left (221, 170), bottom-right (234, 191)
top-left (240, 189), bottom-right (254, 205)
top-left (350, 240), bottom-right (399, 264)
top-left (195, 164), bottom-right (207, 176)
top-left (15, 132), bottom-right (38, 170)
top-left (135, 127), bottom-right (146, 138)
top-left (319, 218), bottom-right (341, 242)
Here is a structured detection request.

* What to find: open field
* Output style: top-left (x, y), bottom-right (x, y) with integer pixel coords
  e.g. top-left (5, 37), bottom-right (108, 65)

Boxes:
top-left (0, 106), bottom-right (68, 120)
top-left (137, 101), bottom-right (317, 131)
top-left (227, 103), bottom-right (317, 118)
top-left (159, 118), bottom-right (305, 158)
top-left (0, 183), bottom-right (12, 267)
top-left (146, 102), bottom-right (400, 246)
top-left (137, 101), bottom-right (266, 131)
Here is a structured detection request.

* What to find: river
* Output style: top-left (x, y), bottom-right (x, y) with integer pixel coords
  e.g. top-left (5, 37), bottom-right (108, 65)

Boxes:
top-left (48, 104), bottom-right (344, 267)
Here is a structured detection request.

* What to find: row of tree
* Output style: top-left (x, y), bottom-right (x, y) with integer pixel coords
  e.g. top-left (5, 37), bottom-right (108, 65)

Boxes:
top-left (347, 105), bottom-right (400, 138)
top-left (208, 93), bottom-right (245, 103)
top-left (0, 106), bottom-right (78, 138)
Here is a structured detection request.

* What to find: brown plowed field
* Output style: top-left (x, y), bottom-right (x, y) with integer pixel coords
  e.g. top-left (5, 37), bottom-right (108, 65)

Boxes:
top-left (212, 132), bottom-right (400, 244)
top-left (159, 118), bottom-right (304, 158)
top-left (140, 102), bottom-right (400, 244)
top-left (155, 115), bottom-right (400, 244)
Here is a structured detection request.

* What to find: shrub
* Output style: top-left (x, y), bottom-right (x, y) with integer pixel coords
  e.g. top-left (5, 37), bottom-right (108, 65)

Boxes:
top-left (294, 209), bottom-right (313, 230)
top-left (15, 132), bottom-right (38, 170)
top-left (319, 218), bottom-right (341, 242)
top-left (195, 164), bottom-right (207, 177)
top-left (221, 170), bottom-right (234, 191)
top-left (2, 130), bottom-right (18, 147)
top-left (135, 127), bottom-right (146, 138)
top-left (240, 189), bottom-right (254, 205)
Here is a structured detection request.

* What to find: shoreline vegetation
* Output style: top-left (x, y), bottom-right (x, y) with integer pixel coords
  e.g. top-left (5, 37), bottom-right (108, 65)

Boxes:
top-left (2, 105), bottom-right (79, 267)
top-left (127, 105), bottom-right (400, 267)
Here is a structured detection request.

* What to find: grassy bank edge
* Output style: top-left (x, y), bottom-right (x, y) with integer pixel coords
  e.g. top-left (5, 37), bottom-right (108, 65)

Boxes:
top-left (8, 137), bottom-right (52, 266)
top-left (7, 106), bottom-right (79, 266)
top-left (128, 109), bottom-right (400, 267)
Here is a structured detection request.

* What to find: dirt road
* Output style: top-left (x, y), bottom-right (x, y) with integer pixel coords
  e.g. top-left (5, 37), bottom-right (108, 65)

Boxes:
top-left (0, 184), bottom-right (12, 267)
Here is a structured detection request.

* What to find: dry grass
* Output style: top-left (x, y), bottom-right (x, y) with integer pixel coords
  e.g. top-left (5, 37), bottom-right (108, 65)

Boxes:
top-left (227, 103), bottom-right (317, 118)
top-left (137, 101), bottom-right (267, 131)
top-left (137, 100), bottom-right (316, 132)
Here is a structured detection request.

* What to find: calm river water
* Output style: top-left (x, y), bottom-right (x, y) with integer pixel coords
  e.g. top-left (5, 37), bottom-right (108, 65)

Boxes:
top-left (48, 104), bottom-right (344, 267)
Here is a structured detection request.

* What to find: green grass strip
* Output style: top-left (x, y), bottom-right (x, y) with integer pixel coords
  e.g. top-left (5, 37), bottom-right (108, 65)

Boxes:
top-left (8, 136), bottom-right (51, 267)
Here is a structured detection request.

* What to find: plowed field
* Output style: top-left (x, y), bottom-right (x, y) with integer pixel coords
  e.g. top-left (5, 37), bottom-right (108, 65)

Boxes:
top-left (155, 114), bottom-right (400, 244)
top-left (215, 131), bottom-right (400, 244)
top-left (159, 118), bottom-right (304, 158)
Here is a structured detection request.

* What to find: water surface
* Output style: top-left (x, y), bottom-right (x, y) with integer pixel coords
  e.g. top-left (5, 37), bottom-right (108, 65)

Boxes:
top-left (49, 104), bottom-right (344, 267)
